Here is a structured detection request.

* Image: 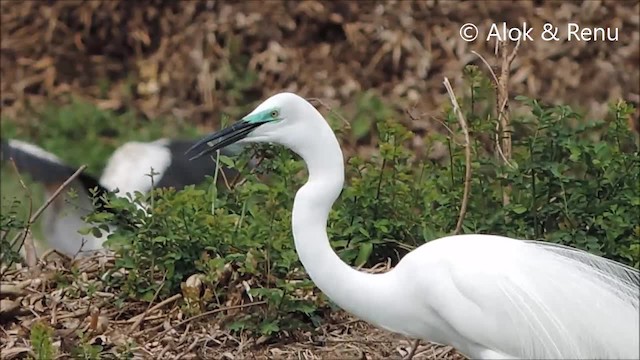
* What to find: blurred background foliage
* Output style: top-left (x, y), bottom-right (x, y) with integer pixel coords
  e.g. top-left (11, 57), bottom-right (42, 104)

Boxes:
top-left (1, 1), bottom-right (638, 140)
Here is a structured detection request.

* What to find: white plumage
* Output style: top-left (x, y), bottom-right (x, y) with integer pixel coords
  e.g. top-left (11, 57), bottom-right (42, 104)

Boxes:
top-left (186, 92), bottom-right (640, 359)
top-left (99, 140), bottom-right (174, 196)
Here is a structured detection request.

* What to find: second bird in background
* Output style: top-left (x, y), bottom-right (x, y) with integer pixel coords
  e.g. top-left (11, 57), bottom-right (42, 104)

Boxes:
top-left (1, 137), bottom-right (251, 257)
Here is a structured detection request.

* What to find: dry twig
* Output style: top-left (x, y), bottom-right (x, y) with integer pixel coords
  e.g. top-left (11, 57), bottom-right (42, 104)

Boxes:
top-left (126, 293), bottom-right (181, 326)
top-left (495, 40), bottom-right (520, 205)
top-left (405, 339), bottom-right (421, 360)
top-left (7, 160), bottom-right (36, 268)
top-left (307, 97), bottom-right (351, 130)
top-left (148, 300), bottom-right (268, 342)
top-left (443, 77), bottom-right (472, 235)
top-left (472, 40), bottom-right (520, 206)
top-left (2, 164), bottom-right (89, 275)
top-left (22, 165), bottom-right (88, 228)
top-left (127, 272), bottom-right (169, 332)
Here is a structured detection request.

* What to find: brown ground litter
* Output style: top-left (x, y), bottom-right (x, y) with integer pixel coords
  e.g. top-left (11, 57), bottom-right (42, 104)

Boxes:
top-left (0, 254), bottom-right (467, 359)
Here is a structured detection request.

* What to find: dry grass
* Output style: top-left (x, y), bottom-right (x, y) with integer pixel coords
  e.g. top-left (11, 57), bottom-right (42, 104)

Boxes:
top-left (0, 254), bottom-right (466, 359)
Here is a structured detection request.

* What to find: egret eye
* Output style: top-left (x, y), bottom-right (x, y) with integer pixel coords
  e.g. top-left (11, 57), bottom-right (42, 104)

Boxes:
top-left (271, 110), bottom-right (279, 118)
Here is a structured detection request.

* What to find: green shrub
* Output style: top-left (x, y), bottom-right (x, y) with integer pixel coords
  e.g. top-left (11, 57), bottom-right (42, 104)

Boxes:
top-left (29, 321), bottom-right (56, 360)
top-left (496, 98), bottom-right (639, 264)
top-left (0, 198), bottom-right (29, 266)
top-left (83, 147), bottom-right (323, 335)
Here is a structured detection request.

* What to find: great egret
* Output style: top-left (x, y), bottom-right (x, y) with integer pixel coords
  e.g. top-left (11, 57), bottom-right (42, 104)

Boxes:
top-left (1, 138), bottom-right (248, 257)
top-left (186, 92), bottom-right (640, 359)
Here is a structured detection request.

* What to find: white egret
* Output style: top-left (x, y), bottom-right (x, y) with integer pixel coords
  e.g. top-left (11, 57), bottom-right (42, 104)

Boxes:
top-left (186, 92), bottom-right (640, 359)
top-left (1, 138), bottom-right (248, 257)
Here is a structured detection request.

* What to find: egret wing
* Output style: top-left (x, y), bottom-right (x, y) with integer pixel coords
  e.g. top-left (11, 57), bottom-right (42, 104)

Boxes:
top-left (410, 235), bottom-right (639, 359)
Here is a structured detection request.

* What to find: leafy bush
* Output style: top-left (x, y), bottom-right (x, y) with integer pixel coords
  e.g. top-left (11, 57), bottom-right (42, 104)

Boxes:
top-left (0, 198), bottom-right (29, 267)
top-left (29, 321), bottom-right (56, 360)
top-left (495, 98), bottom-right (639, 264)
top-left (85, 148), bottom-right (323, 335)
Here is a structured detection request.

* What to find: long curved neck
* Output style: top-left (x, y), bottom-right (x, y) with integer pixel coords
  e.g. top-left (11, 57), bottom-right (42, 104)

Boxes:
top-left (290, 116), bottom-right (397, 325)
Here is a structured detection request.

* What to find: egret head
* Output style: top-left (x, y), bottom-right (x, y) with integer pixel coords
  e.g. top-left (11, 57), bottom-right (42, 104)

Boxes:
top-left (186, 92), bottom-right (323, 160)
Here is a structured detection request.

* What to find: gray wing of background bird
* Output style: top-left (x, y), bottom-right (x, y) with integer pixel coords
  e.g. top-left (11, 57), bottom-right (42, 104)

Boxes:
top-left (1, 138), bottom-right (113, 257)
top-left (0, 137), bottom-right (107, 197)
top-left (154, 139), bottom-right (251, 189)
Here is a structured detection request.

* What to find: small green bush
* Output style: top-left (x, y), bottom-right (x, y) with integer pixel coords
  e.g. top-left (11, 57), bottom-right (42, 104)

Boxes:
top-left (29, 321), bottom-right (56, 360)
top-left (85, 147), bottom-right (323, 335)
top-left (0, 198), bottom-right (29, 266)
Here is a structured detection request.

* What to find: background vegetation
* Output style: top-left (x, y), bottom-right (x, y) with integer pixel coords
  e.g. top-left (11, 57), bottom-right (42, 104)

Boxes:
top-left (1, 1), bottom-right (639, 359)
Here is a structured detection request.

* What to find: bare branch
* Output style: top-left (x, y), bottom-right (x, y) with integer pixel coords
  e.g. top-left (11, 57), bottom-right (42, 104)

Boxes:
top-left (128, 271), bottom-right (168, 332)
top-left (507, 38), bottom-right (521, 64)
top-left (8, 159), bottom-right (37, 268)
top-left (28, 165), bottom-right (88, 225)
top-left (3, 165), bottom-right (88, 274)
top-left (405, 108), bottom-right (463, 146)
top-left (148, 300), bottom-right (267, 342)
top-left (443, 77), bottom-right (472, 235)
top-left (472, 46), bottom-right (518, 171)
top-left (404, 339), bottom-right (421, 360)
top-left (307, 97), bottom-right (351, 130)
top-left (471, 50), bottom-right (499, 86)
top-left (474, 40), bottom-right (520, 207)
top-left (495, 40), bottom-right (520, 206)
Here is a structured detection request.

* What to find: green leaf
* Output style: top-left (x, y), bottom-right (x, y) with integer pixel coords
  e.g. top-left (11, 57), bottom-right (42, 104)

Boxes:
top-left (292, 301), bottom-right (317, 315)
top-left (91, 227), bottom-right (103, 238)
top-left (512, 206), bottom-right (528, 214)
top-left (78, 226), bottom-right (92, 235)
top-left (355, 243), bottom-right (373, 267)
